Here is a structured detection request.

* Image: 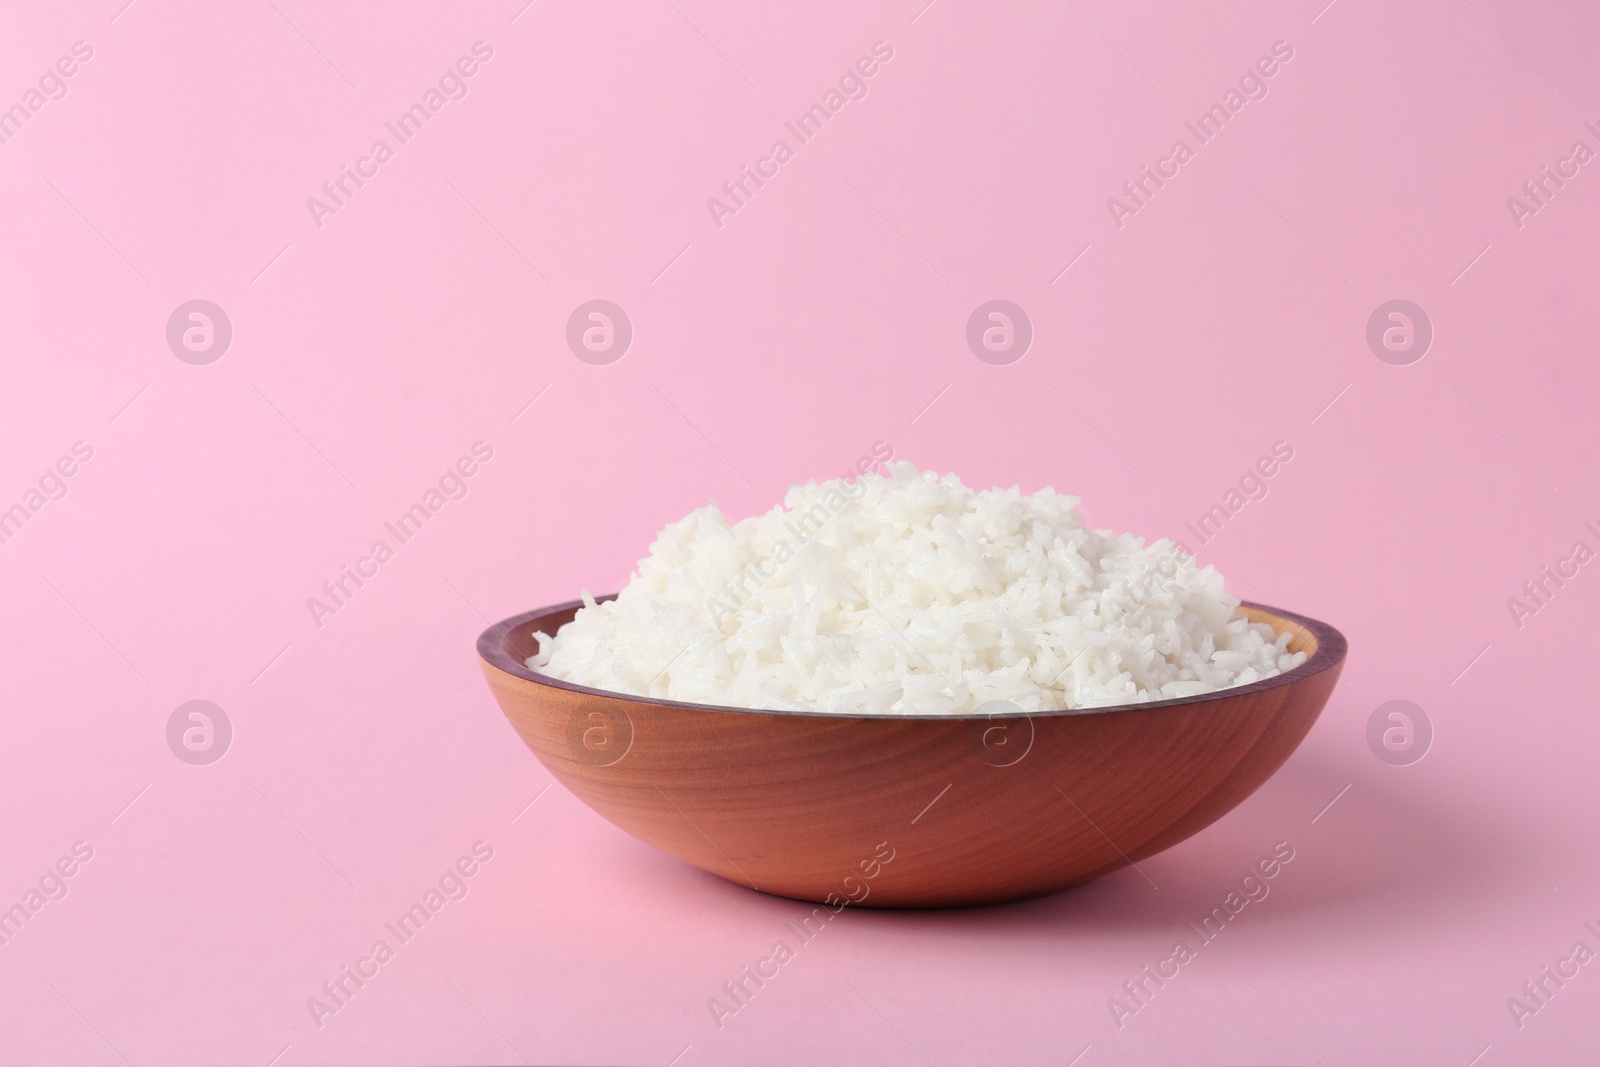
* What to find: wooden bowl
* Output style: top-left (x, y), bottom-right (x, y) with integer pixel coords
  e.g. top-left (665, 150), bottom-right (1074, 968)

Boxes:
top-left (478, 598), bottom-right (1346, 908)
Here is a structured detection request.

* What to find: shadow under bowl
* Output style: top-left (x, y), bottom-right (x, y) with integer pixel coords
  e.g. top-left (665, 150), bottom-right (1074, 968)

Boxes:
top-left (478, 597), bottom-right (1347, 908)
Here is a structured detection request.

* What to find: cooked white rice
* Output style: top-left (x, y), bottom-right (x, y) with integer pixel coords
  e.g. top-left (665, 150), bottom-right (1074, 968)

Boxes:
top-left (529, 462), bottom-right (1306, 714)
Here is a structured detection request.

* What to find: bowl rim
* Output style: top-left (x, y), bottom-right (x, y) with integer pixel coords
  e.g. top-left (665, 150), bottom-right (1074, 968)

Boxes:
top-left (478, 595), bottom-right (1347, 721)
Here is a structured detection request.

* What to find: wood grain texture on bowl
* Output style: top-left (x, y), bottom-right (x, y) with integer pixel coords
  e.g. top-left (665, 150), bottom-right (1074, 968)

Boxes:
top-left (478, 597), bottom-right (1346, 908)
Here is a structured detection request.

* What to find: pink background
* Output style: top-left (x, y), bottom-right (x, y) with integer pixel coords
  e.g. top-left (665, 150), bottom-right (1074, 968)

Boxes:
top-left (3, 0), bottom-right (1598, 1063)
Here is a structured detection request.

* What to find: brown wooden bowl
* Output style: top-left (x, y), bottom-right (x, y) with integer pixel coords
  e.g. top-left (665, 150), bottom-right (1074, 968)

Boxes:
top-left (478, 598), bottom-right (1346, 908)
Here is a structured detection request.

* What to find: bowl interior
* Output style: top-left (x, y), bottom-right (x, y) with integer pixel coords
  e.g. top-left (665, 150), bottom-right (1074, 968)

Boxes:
top-left (502, 608), bottom-right (566, 663)
top-left (487, 596), bottom-right (1339, 720)
top-left (1237, 602), bottom-right (1318, 656)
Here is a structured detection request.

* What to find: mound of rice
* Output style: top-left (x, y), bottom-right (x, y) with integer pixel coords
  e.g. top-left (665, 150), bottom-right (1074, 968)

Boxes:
top-left (530, 462), bottom-right (1306, 714)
